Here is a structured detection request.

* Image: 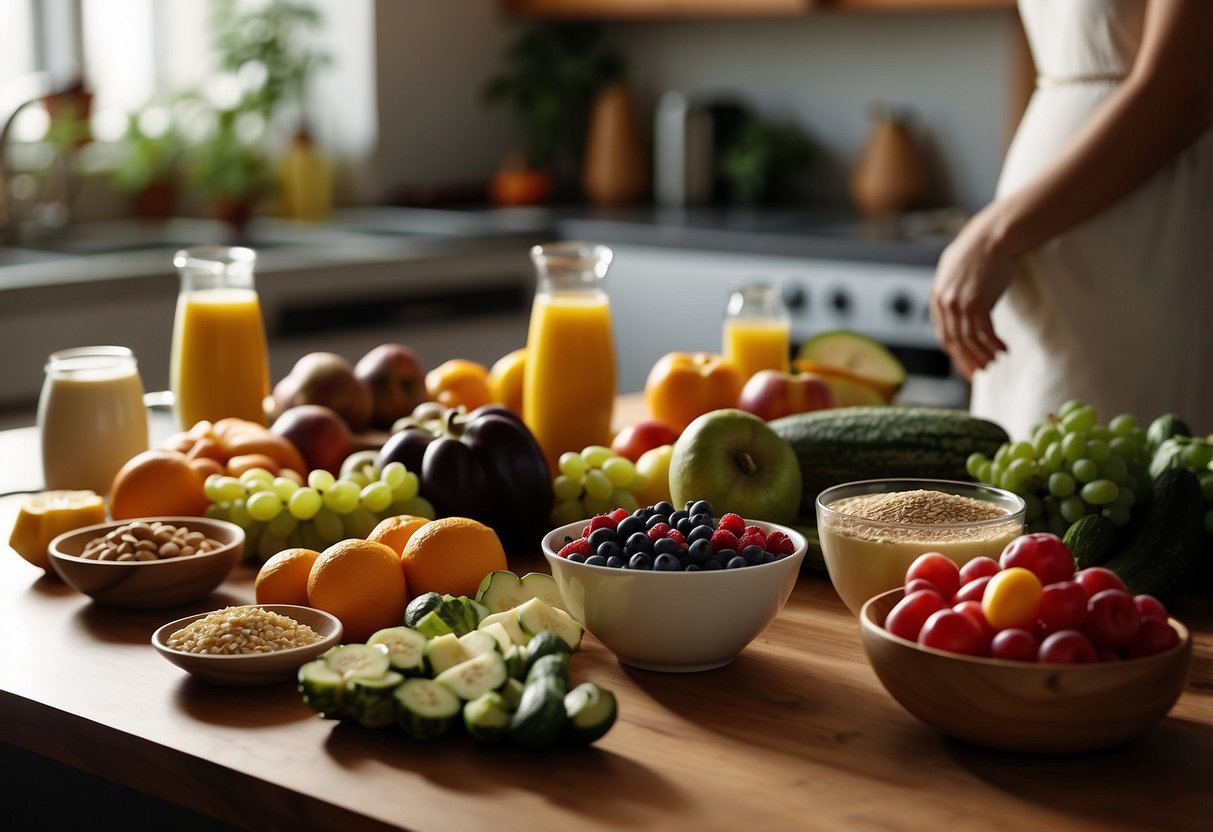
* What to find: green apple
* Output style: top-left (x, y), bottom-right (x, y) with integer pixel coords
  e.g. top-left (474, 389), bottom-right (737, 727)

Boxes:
top-left (635, 443), bottom-right (675, 508)
top-left (669, 409), bottom-right (802, 525)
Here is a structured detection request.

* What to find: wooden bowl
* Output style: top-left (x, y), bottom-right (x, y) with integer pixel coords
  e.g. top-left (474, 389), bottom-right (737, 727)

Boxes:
top-left (151, 604), bottom-right (343, 687)
top-left (48, 517), bottom-right (243, 608)
top-left (859, 588), bottom-right (1193, 753)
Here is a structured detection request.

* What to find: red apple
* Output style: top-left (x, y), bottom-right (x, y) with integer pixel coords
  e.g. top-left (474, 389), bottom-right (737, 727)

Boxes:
top-left (737, 370), bottom-right (835, 421)
top-left (272, 352), bottom-right (373, 433)
top-left (270, 404), bottom-right (353, 474)
top-left (355, 343), bottom-right (428, 430)
top-left (611, 420), bottom-right (681, 462)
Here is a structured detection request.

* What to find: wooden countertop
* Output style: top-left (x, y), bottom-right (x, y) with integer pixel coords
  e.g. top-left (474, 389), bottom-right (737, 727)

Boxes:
top-left (2, 417), bottom-right (1211, 831)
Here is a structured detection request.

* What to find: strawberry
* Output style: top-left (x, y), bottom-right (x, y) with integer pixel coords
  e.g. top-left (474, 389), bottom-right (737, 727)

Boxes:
top-left (766, 530), bottom-right (795, 555)
top-left (559, 538), bottom-right (592, 558)
top-left (710, 528), bottom-right (740, 553)
top-left (647, 522), bottom-right (672, 542)
top-left (718, 513), bottom-right (746, 535)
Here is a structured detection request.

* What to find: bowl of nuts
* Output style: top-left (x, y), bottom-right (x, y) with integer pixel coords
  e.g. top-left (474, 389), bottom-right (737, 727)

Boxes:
top-left (151, 604), bottom-right (342, 686)
top-left (47, 516), bottom-right (244, 608)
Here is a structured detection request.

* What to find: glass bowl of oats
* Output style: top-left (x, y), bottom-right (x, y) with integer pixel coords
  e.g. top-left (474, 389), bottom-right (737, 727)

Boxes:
top-left (815, 479), bottom-right (1026, 615)
top-left (151, 604), bottom-right (343, 686)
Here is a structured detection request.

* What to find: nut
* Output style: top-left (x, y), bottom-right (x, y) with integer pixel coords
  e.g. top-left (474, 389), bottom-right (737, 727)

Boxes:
top-left (81, 523), bottom-right (224, 563)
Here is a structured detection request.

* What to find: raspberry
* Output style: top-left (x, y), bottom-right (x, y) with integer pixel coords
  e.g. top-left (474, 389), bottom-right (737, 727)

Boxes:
top-left (718, 513), bottom-right (746, 535)
top-left (665, 528), bottom-right (687, 548)
top-left (559, 538), bottom-right (592, 558)
top-left (710, 529), bottom-right (740, 552)
top-left (739, 525), bottom-right (767, 549)
top-left (609, 507), bottom-right (631, 524)
top-left (647, 522), bottom-right (672, 542)
top-left (766, 530), bottom-right (795, 555)
top-left (581, 524), bottom-right (592, 538)
top-left (588, 514), bottom-right (618, 533)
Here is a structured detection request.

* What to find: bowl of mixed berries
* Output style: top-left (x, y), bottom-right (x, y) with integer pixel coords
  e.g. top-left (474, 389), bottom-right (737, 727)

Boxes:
top-left (542, 500), bottom-right (806, 672)
top-left (859, 532), bottom-right (1192, 753)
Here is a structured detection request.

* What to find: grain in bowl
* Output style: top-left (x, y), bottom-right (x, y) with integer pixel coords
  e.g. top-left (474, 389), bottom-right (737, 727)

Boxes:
top-left (166, 605), bottom-right (322, 655)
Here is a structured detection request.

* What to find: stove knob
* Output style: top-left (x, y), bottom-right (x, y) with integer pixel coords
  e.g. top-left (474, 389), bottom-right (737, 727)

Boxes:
top-left (890, 293), bottom-right (914, 318)
top-left (830, 290), bottom-right (851, 314)
top-left (783, 284), bottom-right (808, 311)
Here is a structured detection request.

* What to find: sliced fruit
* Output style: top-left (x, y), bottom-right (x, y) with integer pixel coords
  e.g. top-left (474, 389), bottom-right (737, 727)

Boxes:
top-left (509, 676), bottom-right (568, 750)
top-left (366, 626), bottom-right (427, 676)
top-left (476, 570), bottom-right (567, 613)
top-left (346, 670), bottom-right (405, 728)
top-left (457, 629), bottom-right (501, 659)
top-left (393, 678), bottom-right (461, 739)
top-left (298, 643), bottom-right (391, 719)
top-left (478, 609), bottom-right (529, 647)
top-left (423, 633), bottom-right (467, 676)
top-left (563, 682), bottom-right (618, 745)
top-left (478, 621), bottom-right (516, 654)
top-left (794, 362), bottom-right (891, 407)
top-left (435, 651), bottom-right (509, 700)
top-left (515, 597), bottom-right (583, 650)
top-left (524, 630), bottom-right (573, 674)
top-left (8, 490), bottom-right (106, 571)
top-left (796, 330), bottom-right (906, 394)
top-left (413, 609), bottom-right (456, 639)
top-left (464, 691), bottom-right (512, 742)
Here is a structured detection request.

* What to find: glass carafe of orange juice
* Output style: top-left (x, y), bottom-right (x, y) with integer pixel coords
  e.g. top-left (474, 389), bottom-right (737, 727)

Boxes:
top-left (170, 246), bottom-right (270, 429)
top-left (723, 283), bottom-right (790, 383)
top-left (522, 242), bottom-right (617, 473)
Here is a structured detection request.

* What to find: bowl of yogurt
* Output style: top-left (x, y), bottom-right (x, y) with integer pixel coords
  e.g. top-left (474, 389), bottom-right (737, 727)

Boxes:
top-left (815, 479), bottom-right (1026, 615)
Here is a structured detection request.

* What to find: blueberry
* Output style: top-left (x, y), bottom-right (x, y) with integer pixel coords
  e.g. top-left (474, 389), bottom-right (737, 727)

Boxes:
top-left (676, 518), bottom-right (695, 536)
top-left (650, 537), bottom-right (678, 556)
top-left (585, 554), bottom-right (607, 567)
top-left (606, 555), bottom-right (625, 569)
top-left (701, 557), bottom-right (722, 571)
top-left (654, 553), bottom-right (680, 571)
top-left (626, 532), bottom-right (653, 554)
top-left (742, 544), bottom-right (765, 565)
top-left (616, 516), bottom-right (645, 540)
top-left (689, 500), bottom-right (714, 518)
top-left (684, 563), bottom-right (702, 572)
top-left (653, 501), bottom-right (676, 517)
top-left (762, 551), bottom-right (777, 564)
top-left (588, 528), bottom-right (619, 551)
top-left (688, 538), bottom-right (713, 563)
top-left (627, 552), bottom-right (652, 570)
top-left (596, 540), bottom-right (623, 561)
top-left (645, 514), bottom-right (669, 530)
top-left (726, 555), bottom-right (748, 569)
top-left (632, 508), bottom-right (651, 520)
top-left (716, 548), bottom-right (737, 563)
top-left (690, 512), bottom-right (713, 528)
top-left (687, 525), bottom-right (714, 544)
top-left (567, 553), bottom-right (586, 564)
top-left (668, 509), bottom-right (689, 527)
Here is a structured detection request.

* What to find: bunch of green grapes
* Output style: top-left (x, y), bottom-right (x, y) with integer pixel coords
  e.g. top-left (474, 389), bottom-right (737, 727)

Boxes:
top-left (551, 445), bottom-right (645, 526)
top-left (204, 462), bottom-right (435, 562)
top-left (967, 400), bottom-right (1152, 536)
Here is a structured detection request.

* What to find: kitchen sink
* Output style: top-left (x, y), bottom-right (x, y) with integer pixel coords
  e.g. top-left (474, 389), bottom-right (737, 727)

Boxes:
top-left (0, 246), bottom-right (78, 266)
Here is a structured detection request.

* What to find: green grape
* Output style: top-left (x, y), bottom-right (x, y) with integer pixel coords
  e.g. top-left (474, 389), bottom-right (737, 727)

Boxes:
top-left (288, 486), bottom-right (323, 520)
top-left (993, 443), bottom-right (1011, 468)
top-left (1022, 492), bottom-right (1043, 522)
top-left (228, 498), bottom-right (253, 529)
top-left (552, 499), bottom-right (587, 526)
top-left (1008, 440), bottom-right (1034, 461)
top-left (1061, 405), bottom-right (1098, 434)
top-left (308, 469), bottom-right (335, 493)
top-left (1032, 426), bottom-right (1062, 456)
top-left (323, 480), bottom-right (361, 514)
top-left (380, 461), bottom-right (407, 489)
top-left (390, 471), bottom-right (420, 503)
top-left (610, 489), bottom-right (639, 514)
top-left (256, 530), bottom-right (288, 562)
top-left (297, 520), bottom-right (328, 553)
top-left (602, 456), bottom-right (636, 487)
top-left (268, 511), bottom-right (299, 538)
top-left (1108, 413), bottom-right (1137, 436)
top-left (1088, 425), bottom-right (1113, 442)
top-left (583, 493), bottom-right (617, 517)
top-left (583, 469), bottom-right (613, 500)
top-left (203, 474), bottom-right (225, 502)
top-left (1085, 438), bottom-right (1111, 462)
top-left (204, 502), bottom-right (231, 521)
top-left (345, 469), bottom-right (372, 489)
top-left (1041, 442), bottom-right (1063, 475)
top-left (1070, 458), bottom-right (1099, 483)
top-left (1048, 471), bottom-right (1076, 498)
top-left (581, 445), bottom-right (614, 468)
top-left (1111, 487), bottom-right (1136, 510)
top-left (271, 476), bottom-right (299, 501)
top-left (1184, 442), bottom-right (1213, 470)
top-left (1059, 495), bottom-right (1087, 523)
top-left (247, 490), bottom-right (284, 522)
top-left (359, 481), bottom-right (393, 514)
top-left (388, 496), bottom-right (436, 520)
top-left (1109, 436), bottom-right (1139, 459)
top-left (975, 460), bottom-right (993, 484)
top-left (1056, 399), bottom-right (1085, 418)
top-left (558, 452), bottom-right (589, 479)
top-left (1001, 457), bottom-right (1036, 493)
top-left (1102, 506), bottom-right (1132, 527)
top-left (1097, 455), bottom-right (1128, 484)
top-left (213, 476), bottom-right (246, 503)
top-left (342, 507), bottom-right (380, 540)
top-left (1080, 479), bottom-right (1119, 505)
top-left (240, 468), bottom-right (275, 492)
top-left (312, 507), bottom-right (344, 543)
top-left (1061, 432), bottom-right (1088, 462)
top-left (965, 452), bottom-right (988, 479)
top-left (988, 461), bottom-right (1006, 487)
top-left (552, 474), bottom-right (583, 502)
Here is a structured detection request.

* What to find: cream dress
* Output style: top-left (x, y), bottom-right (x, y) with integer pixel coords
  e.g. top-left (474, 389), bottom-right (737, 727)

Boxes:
top-left (969, 0), bottom-right (1213, 439)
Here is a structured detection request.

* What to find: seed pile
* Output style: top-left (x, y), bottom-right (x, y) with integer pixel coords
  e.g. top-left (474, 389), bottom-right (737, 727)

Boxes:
top-left (167, 606), bottom-right (321, 655)
top-left (828, 490), bottom-right (1013, 544)
top-left (81, 521), bottom-right (223, 561)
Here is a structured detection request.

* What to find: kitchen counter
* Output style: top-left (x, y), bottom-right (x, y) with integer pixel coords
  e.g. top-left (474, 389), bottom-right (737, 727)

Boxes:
top-left (1, 413), bottom-right (1210, 832)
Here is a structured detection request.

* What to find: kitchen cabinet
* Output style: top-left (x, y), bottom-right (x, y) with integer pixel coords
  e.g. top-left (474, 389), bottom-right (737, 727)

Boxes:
top-left (501, 0), bottom-right (1015, 18)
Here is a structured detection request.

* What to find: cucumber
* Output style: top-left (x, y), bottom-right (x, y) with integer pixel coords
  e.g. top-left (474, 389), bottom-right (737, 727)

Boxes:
top-left (508, 677), bottom-right (568, 750)
top-left (1104, 467), bottom-right (1206, 603)
top-left (500, 677), bottom-right (526, 711)
top-left (478, 621), bottom-right (516, 654)
top-left (1146, 412), bottom-right (1193, 454)
top-left (424, 633), bottom-right (467, 676)
top-left (297, 643), bottom-right (391, 720)
top-left (476, 570), bottom-right (567, 614)
top-left (413, 609), bottom-right (455, 639)
top-left (403, 591), bottom-right (449, 629)
top-left (1063, 514), bottom-right (1117, 569)
top-left (393, 678), bottom-right (461, 740)
top-left (526, 653), bottom-right (570, 695)
top-left (563, 682), bottom-right (617, 745)
top-left (442, 594), bottom-right (490, 634)
top-left (769, 406), bottom-right (1010, 517)
top-left (435, 651), bottom-right (508, 701)
top-left (346, 671), bottom-right (405, 728)
top-left (503, 644), bottom-right (528, 680)
top-left (515, 597), bottom-right (583, 650)
top-left (463, 691), bottom-right (511, 743)
top-left (525, 630), bottom-right (573, 675)
top-left (458, 629), bottom-right (500, 658)
top-left (366, 626), bottom-right (427, 676)
top-left (478, 610), bottom-right (528, 647)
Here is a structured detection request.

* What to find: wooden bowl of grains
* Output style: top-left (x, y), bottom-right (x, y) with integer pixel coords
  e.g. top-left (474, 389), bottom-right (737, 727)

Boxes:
top-left (815, 479), bottom-right (1027, 615)
top-left (152, 604), bottom-right (343, 686)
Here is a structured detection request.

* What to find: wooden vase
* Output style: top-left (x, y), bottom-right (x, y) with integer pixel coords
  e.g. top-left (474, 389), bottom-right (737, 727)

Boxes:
top-left (582, 83), bottom-right (649, 207)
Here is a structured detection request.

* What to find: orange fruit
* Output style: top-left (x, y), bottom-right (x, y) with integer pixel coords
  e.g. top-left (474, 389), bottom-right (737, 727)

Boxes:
top-left (254, 547), bottom-right (321, 606)
top-left (425, 359), bottom-right (493, 411)
top-left (8, 490), bottom-right (106, 571)
top-left (109, 449), bottom-right (210, 520)
top-left (400, 517), bottom-right (508, 599)
top-left (367, 514), bottom-right (429, 558)
top-left (307, 539), bottom-right (409, 643)
top-left (487, 348), bottom-right (527, 414)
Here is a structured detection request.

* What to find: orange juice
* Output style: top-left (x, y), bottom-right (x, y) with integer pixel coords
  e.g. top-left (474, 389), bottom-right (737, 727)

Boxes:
top-left (523, 293), bottom-right (617, 472)
top-left (723, 318), bottom-right (791, 382)
top-left (170, 288), bottom-right (270, 428)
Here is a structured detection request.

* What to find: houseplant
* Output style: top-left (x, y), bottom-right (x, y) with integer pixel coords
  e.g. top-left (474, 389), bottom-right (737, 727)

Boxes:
top-left (110, 110), bottom-right (184, 218)
top-left (183, 107), bottom-right (273, 234)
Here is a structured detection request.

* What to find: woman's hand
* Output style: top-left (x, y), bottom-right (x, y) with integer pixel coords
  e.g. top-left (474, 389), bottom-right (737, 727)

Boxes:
top-left (929, 211), bottom-right (1015, 379)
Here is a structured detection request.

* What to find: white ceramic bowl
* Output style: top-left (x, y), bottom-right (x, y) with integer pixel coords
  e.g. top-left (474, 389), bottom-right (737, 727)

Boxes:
top-left (815, 478), bottom-right (1026, 615)
top-left (48, 516), bottom-right (244, 608)
top-left (542, 519), bottom-right (806, 672)
top-left (860, 588), bottom-right (1193, 753)
top-left (151, 604), bottom-right (343, 687)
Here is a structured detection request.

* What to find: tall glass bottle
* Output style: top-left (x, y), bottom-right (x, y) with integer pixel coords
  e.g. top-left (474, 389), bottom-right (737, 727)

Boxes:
top-left (522, 242), bottom-right (617, 473)
top-left (722, 283), bottom-right (791, 384)
top-left (170, 246), bottom-right (270, 429)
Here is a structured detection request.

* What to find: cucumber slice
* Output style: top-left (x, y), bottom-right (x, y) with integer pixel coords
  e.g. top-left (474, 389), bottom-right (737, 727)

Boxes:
top-left (563, 682), bottom-right (617, 745)
top-left (500, 677), bottom-right (526, 712)
top-left (503, 644), bottom-right (527, 681)
top-left (796, 330), bottom-right (906, 390)
top-left (394, 678), bottom-right (461, 740)
top-left (367, 626), bottom-right (427, 676)
top-left (477, 570), bottom-right (568, 614)
top-left (457, 629), bottom-right (499, 659)
top-left (322, 643), bottom-right (392, 678)
top-left (414, 609), bottom-right (455, 639)
top-left (464, 691), bottom-right (511, 743)
top-left (478, 621), bottom-right (515, 654)
top-left (478, 610), bottom-right (528, 647)
top-left (298, 659), bottom-right (347, 719)
top-left (440, 594), bottom-right (489, 635)
top-left (509, 677), bottom-right (568, 750)
top-left (525, 630), bottom-right (573, 674)
top-left (435, 651), bottom-right (508, 701)
top-left (526, 653), bottom-right (569, 695)
top-left (346, 671), bottom-right (405, 728)
top-left (515, 597), bottom-right (583, 650)
top-left (403, 591), bottom-right (448, 629)
top-left (424, 633), bottom-right (467, 676)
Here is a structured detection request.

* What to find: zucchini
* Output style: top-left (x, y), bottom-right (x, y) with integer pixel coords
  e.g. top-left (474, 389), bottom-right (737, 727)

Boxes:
top-left (366, 626), bottom-right (427, 677)
top-left (525, 630), bottom-right (573, 675)
top-left (346, 671), bottom-right (405, 728)
top-left (435, 651), bottom-right (508, 701)
top-left (515, 597), bottom-right (583, 650)
top-left (478, 610), bottom-right (528, 647)
top-left (393, 678), bottom-right (461, 740)
top-left (464, 691), bottom-right (512, 742)
top-left (1104, 467), bottom-right (1206, 603)
top-left (403, 592), bottom-right (449, 629)
top-left (563, 682), bottom-right (617, 745)
top-left (508, 677), bottom-right (568, 750)
top-left (1063, 514), bottom-right (1117, 569)
top-left (476, 570), bottom-right (567, 614)
top-left (769, 406), bottom-right (1010, 516)
top-left (526, 653), bottom-right (570, 695)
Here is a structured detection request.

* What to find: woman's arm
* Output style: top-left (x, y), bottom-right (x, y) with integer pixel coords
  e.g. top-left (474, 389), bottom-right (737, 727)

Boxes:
top-left (930, 0), bottom-right (1213, 378)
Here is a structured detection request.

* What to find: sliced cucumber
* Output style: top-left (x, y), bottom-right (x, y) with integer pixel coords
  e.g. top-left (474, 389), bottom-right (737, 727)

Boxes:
top-left (515, 597), bottom-right (583, 650)
top-left (503, 644), bottom-right (527, 681)
top-left (346, 671), bottom-right (405, 728)
top-left (525, 630), bottom-right (573, 674)
top-left (458, 629), bottom-right (500, 660)
top-left (367, 626), bottom-right (427, 677)
top-left (477, 570), bottom-right (568, 614)
top-left (414, 609), bottom-right (455, 639)
top-left (298, 659), bottom-right (347, 719)
top-left (563, 682), bottom-right (617, 745)
top-left (478, 621), bottom-right (515, 654)
top-left (403, 591), bottom-right (448, 629)
top-left (441, 594), bottom-right (490, 635)
top-left (435, 651), bottom-right (508, 701)
top-left (464, 691), bottom-right (511, 743)
top-left (393, 678), bottom-right (461, 740)
top-left (526, 653), bottom-right (570, 695)
top-left (499, 677), bottom-right (526, 712)
top-left (478, 610), bottom-right (528, 647)
top-left (322, 643), bottom-right (392, 678)
top-left (509, 677), bottom-right (568, 751)
top-left (424, 633), bottom-right (467, 676)
top-left (520, 572), bottom-right (566, 612)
